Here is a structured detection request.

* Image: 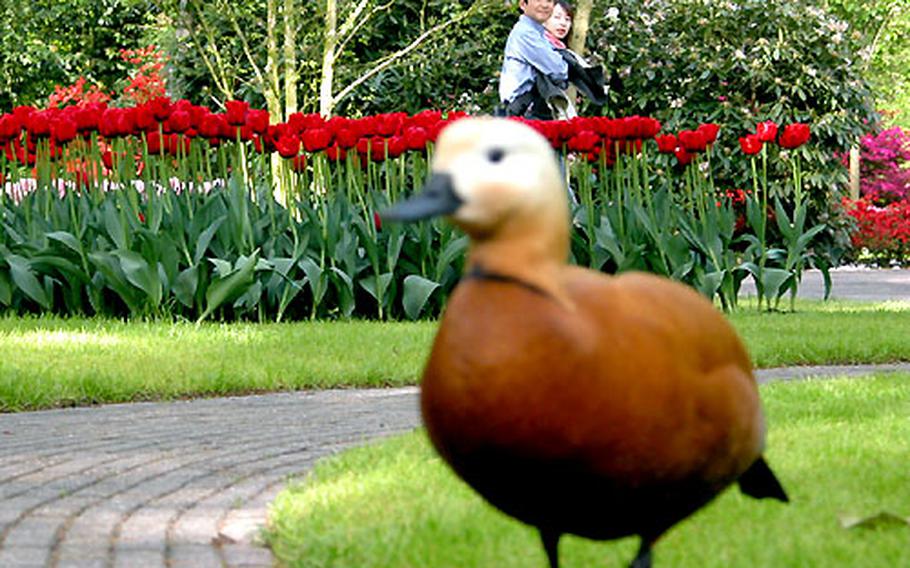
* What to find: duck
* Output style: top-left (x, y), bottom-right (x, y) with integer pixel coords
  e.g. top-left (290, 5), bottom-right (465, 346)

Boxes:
top-left (382, 117), bottom-right (788, 568)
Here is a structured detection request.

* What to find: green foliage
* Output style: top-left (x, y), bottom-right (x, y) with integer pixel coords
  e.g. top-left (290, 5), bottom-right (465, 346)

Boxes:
top-left (0, 0), bottom-right (157, 109)
top-left (586, 0), bottom-right (879, 267)
top-left (825, 0), bottom-right (910, 126)
top-left (332, 1), bottom-right (515, 116)
top-left (152, 0), bottom-right (510, 115)
top-left (152, 0), bottom-right (277, 108)
top-left (590, 0), bottom-right (877, 186)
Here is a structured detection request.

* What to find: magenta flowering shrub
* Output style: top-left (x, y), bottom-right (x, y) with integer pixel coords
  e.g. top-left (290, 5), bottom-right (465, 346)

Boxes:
top-left (859, 126), bottom-right (910, 203)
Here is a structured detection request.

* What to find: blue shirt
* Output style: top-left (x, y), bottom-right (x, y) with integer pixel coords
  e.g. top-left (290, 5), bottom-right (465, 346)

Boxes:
top-left (499, 15), bottom-right (569, 104)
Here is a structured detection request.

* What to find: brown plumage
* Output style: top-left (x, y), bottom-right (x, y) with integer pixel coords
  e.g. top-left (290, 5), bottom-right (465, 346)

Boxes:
top-left (383, 117), bottom-right (788, 568)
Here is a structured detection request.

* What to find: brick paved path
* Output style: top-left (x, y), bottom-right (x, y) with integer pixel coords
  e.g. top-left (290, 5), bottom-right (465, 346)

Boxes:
top-left (0, 388), bottom-right (419, 567)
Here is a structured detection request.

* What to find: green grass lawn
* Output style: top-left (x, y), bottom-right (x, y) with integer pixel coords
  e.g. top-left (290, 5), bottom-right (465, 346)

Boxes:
top-left (266, 374), bottom-right (910, 567)
top-left (0, 299), bottom-right (908, 411)
top-left (0, 316), bottom-right (432, 412)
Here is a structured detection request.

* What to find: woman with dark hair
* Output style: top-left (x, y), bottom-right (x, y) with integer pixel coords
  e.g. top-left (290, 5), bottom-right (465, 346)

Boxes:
top-left (544, 0), bottom-right (574, 49)
top-left (538, 0), bottom-right (607, 119)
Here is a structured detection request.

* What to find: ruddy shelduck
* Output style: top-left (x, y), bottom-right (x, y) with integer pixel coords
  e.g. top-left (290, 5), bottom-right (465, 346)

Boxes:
top-left (383, 117), bottom-right (788, 568)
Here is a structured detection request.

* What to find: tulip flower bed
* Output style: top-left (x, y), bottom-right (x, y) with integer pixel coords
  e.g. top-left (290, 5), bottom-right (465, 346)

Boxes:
top-left (0, 98), bottom-right (820, 321)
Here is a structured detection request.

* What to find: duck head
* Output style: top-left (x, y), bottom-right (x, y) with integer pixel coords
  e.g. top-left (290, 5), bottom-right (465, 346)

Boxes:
top-left (383, 117), bottom-right (569, 246)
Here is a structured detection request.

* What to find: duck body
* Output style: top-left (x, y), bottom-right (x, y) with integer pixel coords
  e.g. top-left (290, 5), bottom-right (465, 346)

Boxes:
top-left (422, 267), bottom-right (763, 543)
top-left (382, 117), bottom-right (787, 566)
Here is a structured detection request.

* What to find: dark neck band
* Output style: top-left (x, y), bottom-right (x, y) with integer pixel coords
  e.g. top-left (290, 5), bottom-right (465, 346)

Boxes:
top-left (462, 264), bottom-right (555, 301)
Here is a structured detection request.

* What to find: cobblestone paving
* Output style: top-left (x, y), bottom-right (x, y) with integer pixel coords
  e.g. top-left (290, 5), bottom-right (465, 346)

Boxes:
top-left (0, 388), bottom-right (419, 567)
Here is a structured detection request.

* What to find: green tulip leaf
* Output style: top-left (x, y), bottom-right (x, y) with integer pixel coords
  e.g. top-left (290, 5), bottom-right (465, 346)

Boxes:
top-left (403, 275), bottom-right (440, 320)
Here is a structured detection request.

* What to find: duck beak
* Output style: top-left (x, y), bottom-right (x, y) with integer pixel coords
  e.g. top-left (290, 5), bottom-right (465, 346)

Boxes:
top-left (382, 173), bottom-right (463, 222)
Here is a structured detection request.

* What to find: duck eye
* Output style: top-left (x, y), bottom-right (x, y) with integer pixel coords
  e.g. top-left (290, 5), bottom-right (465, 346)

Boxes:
top-left (487, 148), bottom-right (505, 163)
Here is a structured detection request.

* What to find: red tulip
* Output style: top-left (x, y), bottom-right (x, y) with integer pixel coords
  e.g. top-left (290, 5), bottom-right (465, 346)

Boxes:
top-left (25, 111), bottom-right (52, 138)
top-left (74, 105), bottom-right (103, 133)
top-left (51, 117), bottom-right (78, 143)
top-left (145, 131), bottom-right (162, 154)
top-left (114, 109), bottom-right (136, 138)
top-left (302, 128), bottom-right (334, 153)
top-left (101, 150), bottom-right (115, 170)
top-left (198, 114), bottom-right (224, 139)
top-left (778, 123), bottom-right (811, 149)
top-left (225, 100), bottom-right (249, 126)
top-left (292, 155), bottom-right (307, 172)
top-left (166, 133), bottom-right (190, 156)
top-left (355, 115), bottom-right (379, 138)
top-left (238, 124), bottom-right (255, 141)
top-left (674, 147), bottom-right (694, 165)
top-left (697, 123), bottom-right (720, 145)
top-left (738, 134), bottom-right (762, 155)
top-left (0, 114), bottom-right (20, 142)
top-left (678, 129), bottom-right (707, 153)
top-left (427, 120), bottom-right (448, 143)
top-left (567, 130), bottom-right (600, 153)
top-left (655, 134), bottom-right (678, 154)
top-left (376, 113), bottom-right (406, 137)
top-left (636, 116), bottom-right (662, 139)
top-left (370, 136), bottom-right (388, 161)
top-left (275, 134), bottom-right (300, 158)
top-left (166, 110), bottom-right (192, 133)
top-left (403, 126), bottom-right (428, 151)
top-left (756, 120), bottom-right (778, 142)
top-left (325, 144), bottom-right (346, 162)
top-left (409, 110), bottom-right (443, 130)
top-left (246, 109), bottom-right (270, 134)
top-left (133, 103), bottom-right (157, 132)
top-left (98, 108), bottom-right (121, 138)
top-left (12, 106), bottom-right (36, 128)
top-left (147, 96), bottom-right (173, 122)
top-left (334, 127), bottom-right (360, 150)
top-left (387, 135), bottom-right (407, 158)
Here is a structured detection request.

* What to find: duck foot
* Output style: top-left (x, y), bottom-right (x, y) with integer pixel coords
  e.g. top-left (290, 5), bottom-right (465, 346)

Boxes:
top-left (539, 528), bottom-right (561, 568)
top-left (628, 540), bottom-right (652, 568)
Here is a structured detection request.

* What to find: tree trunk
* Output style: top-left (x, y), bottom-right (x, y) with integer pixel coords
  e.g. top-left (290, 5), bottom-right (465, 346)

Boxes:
top-left (568, 0), bottom-right (593, 57)
top-left (849, 145), bottom-right (861, 199)
top-left (320, 0), bottom-right (337, 117)
top-left (283, 0), bottom-right (298, 117)
top-left (264, 0), bottom-right (282, 119)
top-left (266, 0), bottom-right (285, 203)
top-left (565, 0), bottom-right (593, 108)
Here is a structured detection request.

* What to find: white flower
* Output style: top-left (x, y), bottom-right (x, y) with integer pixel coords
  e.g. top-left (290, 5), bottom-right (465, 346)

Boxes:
top-left (605, 7), bottom-right (619, 21)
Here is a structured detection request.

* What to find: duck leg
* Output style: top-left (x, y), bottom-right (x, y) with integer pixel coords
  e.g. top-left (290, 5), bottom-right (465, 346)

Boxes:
top-left (539, 528), bottom-right (561, 568)
top-left (628, 538), bottom-right (653, 568)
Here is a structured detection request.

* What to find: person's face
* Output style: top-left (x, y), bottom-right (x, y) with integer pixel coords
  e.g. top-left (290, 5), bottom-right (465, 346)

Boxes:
top-left (545, 4), bottom-right (572, 40)
top-left (520, 0), bottom-right (555, 24)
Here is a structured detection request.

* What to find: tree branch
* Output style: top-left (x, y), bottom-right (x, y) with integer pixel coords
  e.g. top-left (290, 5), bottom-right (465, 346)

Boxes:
top-left (335, 0), bottom-right (396, 60)
top-left (220, 0), bottom-right (280, 103)
top-left (336, 0), bottom-right (373, 42)
top-left (188, 0), bottom-right (235, 99)
top-left (332, 1), bottom-right (487, 108)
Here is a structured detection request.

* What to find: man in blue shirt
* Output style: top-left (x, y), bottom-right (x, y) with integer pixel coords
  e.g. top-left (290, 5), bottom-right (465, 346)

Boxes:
top-left (498, 0), bottom-right (569, 119)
